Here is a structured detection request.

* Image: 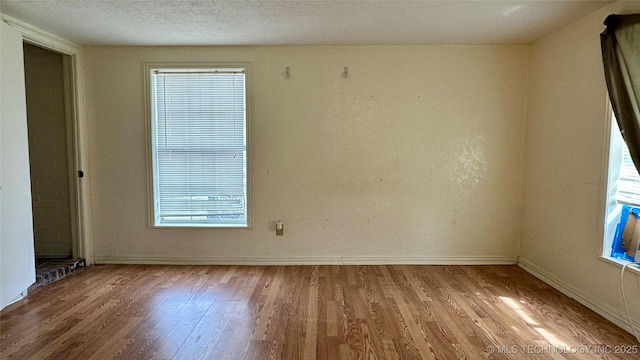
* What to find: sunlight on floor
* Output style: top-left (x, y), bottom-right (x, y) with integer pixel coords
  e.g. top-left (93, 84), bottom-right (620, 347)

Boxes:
top-left (535, 327), bottom-right (570, 348)
top-left (498, 295), bottom-right (582, 349)
top-left (499, 296), bottom-right (539, 326)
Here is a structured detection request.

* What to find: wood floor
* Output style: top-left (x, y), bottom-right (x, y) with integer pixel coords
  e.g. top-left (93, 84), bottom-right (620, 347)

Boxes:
top-left (1, 265), bottom-right (637, 359)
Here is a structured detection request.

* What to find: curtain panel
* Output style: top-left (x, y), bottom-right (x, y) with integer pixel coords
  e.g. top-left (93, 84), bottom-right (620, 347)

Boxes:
top-left (601, 14), bottom-right (640, 172)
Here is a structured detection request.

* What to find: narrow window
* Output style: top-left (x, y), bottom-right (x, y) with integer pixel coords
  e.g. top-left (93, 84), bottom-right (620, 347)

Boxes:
top-left (147, 65), bottom-right (249, 227)
top-left (605, 112), bottom-right (640, 261)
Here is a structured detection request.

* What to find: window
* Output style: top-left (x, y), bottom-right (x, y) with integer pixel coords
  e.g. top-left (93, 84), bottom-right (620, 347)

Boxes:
top-left (616, 146), bottom-right (640, 207)
top-left (605, 112), bottom-right (640, 261)
top-left (146, 64), bottom-right (249, 227)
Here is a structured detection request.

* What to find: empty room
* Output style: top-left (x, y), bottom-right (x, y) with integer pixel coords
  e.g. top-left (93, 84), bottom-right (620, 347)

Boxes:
top-left (1, 0), bottom-right (640, 359)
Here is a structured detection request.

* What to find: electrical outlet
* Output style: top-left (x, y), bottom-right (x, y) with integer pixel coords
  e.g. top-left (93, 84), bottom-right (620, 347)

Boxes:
top-left (276, 221), bottom-right (284, 236)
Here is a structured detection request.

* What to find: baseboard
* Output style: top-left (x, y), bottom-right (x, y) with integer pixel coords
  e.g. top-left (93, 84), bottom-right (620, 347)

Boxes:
top-left (94, 255), bottom-right (518, 266)
top-left (2, 289), bottom-right (29, 311)
top-left (517, 258), bottom-right (640, 336)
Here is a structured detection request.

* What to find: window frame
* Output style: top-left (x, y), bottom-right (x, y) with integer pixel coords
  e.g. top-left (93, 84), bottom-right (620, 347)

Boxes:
top-left (144, 62), bottom-right (252, 228)
top-left (603, 106), bottom-right (624, 257)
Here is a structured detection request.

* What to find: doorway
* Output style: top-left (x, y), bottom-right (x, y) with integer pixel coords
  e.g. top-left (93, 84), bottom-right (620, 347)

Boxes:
top-left (23, 43), bottom-right (82, 284)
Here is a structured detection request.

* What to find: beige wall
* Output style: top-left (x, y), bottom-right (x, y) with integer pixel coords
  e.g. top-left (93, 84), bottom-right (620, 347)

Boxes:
top-left (23, 43), bottom-right (73, 257)
top-left (84, 45), bottom-right (529, 263)
top-left (521, 1), bottom-right (640, 330)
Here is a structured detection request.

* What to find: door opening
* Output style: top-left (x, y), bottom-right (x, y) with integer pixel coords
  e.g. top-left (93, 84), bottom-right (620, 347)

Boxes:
top-left (23, 42), bottom-right (84, 285)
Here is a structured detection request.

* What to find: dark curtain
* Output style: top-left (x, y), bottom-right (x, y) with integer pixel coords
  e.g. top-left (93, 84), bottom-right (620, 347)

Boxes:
top-left (601, 14), bottom-right (640, 172)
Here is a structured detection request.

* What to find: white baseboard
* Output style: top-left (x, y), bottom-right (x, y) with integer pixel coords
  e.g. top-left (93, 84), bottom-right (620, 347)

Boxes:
top-left (517, 258), bottom-right (640, 337)
top-left (94, 255), bottom-right (518, 266)
top-left (3, 289), bottom-right (28, 310)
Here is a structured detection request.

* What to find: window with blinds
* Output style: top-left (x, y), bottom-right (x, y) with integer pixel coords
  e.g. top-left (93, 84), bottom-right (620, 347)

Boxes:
top-left (616, 143), bottom-right (640, 207)
top-left (148, 66), bottom-right (248, 227)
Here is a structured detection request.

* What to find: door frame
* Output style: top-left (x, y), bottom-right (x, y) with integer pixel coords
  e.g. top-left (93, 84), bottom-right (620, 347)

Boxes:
top-left (2, 15), bottom-right (93, 264)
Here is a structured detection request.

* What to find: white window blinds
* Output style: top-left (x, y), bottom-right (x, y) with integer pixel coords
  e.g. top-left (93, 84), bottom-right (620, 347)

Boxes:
top-left (616, 143), bottom-right (640, 207)
top-left (150, 67), bottom-right (248, 227)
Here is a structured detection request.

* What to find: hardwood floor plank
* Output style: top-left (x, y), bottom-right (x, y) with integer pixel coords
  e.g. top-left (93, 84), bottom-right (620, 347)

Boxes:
top-left (326, 300), bottom-right (339, 337)
top-left (87, 318), bottom-right (141, 360)
top-left (389, 287), bottom-right (436, 360)
top-left (23, 299), bottom-right (120, 360)
top-left (251, 267), bottom-right (284, 341)
top-left (380, 338), bottom-right (401, 360)
top-left (207, 302), bottom-right (253, 360)
top-left (303, 285), bottom-right (318, 360)
top-left (172, 300), bottom-right (239, 360)
top-left (1, 265), bottom-right (638, 360)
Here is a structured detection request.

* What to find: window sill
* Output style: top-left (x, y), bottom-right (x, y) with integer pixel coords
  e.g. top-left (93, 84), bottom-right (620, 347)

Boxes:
top-left (598, 255), bottom-right (640, 276)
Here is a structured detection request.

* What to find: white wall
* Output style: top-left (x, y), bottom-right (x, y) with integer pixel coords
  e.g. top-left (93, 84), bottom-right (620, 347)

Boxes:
top-left (520, 1), bottom-right (640, 332)
top-left (1, 22), bottom-right (36, 309)
top-left (84, 45), bottom-right (529, 264)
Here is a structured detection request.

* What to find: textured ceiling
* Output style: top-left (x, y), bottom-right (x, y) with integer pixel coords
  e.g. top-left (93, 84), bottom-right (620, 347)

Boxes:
top-left (0, 1), bottom-right (614, 46)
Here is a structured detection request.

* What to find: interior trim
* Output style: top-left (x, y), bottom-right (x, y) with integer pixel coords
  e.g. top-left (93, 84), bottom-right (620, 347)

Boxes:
top-left (94, 255), bottom-right (518, 266)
